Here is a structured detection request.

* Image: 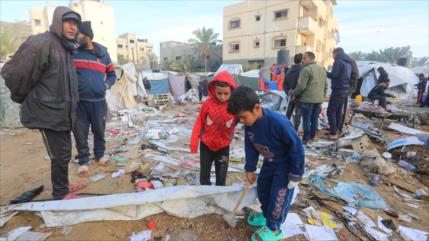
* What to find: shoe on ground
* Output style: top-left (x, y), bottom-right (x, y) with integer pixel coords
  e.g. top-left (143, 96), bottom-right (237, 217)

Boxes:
top-left (96, 156), bottom-right (110, 166)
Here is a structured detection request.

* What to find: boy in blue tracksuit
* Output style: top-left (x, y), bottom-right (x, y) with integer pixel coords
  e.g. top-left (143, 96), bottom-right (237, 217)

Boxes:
top-left (73, 21), bottom-right (116, 176)
top-left (228, 86), bottom-right (304, 241)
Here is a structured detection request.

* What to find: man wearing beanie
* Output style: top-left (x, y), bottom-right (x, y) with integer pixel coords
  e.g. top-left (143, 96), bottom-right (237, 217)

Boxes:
top-left (72, 21), bottom-right (116, 176)
top-left (1, 7), bottom-right (84, 200)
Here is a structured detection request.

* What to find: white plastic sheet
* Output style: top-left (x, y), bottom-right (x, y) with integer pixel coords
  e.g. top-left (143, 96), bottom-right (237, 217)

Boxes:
top-left (0, 184), bottom-right (257, 228)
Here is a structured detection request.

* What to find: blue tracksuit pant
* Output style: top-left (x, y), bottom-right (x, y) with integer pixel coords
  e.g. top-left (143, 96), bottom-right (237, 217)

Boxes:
top-left (257, 162), bottom-right (295, 231)
top-left (73, 100), bottom-right (107, 165)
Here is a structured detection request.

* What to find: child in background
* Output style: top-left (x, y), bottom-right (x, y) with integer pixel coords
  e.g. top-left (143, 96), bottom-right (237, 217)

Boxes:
top-left (190, 71), bottom-right (237, 186)
top-left (228, 86), bottom-right (304, 241)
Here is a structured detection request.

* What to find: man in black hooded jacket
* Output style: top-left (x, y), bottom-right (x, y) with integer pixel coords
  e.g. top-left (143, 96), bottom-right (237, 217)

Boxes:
top-left (1, 6), bottom-right (82, 200)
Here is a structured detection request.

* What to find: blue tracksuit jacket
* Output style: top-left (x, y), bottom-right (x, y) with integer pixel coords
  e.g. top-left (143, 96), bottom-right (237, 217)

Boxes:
top-left (73, 42), bottom-right (116, 101)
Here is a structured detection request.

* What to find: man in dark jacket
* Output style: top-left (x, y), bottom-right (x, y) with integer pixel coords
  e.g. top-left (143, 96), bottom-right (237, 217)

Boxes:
top-left (1, 7), bottom-right (81, 200)
top-left (368, 79), bottom-right (395, 108)
top-left (283, 53), bottom-right (303, 129)
top-left (416, 73), bottom-right (427, 105)
top-left (143, 76), bottom-right (151, 91)
top-left (72, 21), bottom-right (116, 176)
top-left (338, 55), bottom-right (359, 133)
top-left (326, 48), bottom-right (352, 140)
top-left (377, 67), bottom-right (389, 83)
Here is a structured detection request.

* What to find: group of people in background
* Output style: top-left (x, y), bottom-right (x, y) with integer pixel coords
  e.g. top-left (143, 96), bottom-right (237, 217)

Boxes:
top-left (283, 48), bottom-right (358, 143)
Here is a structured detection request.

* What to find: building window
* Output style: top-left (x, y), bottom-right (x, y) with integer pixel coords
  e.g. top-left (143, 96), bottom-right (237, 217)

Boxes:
top-left (130, 40), bottom-right (135, 44)
top-left (229, 42), bottom-right (240, 53)
top-left (274, 9), bottom-right (288, 19)
top-left (34, 19), bottom-right (41, 26)
top-left (254, 40), bottom-right (260, 48)
top-left (229, 19), bottom-right (240, 29)
top-left (118, 44), bottom-right (123, 48)
top-left (176, 56), bottom-right (182, 61)
top-left (274, 37), bottom-right (286, 48)
top-left (255, 15), bottom-right (261, 21)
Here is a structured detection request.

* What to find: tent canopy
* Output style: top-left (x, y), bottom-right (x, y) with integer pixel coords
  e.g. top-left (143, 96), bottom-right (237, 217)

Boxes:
top-left (356, 61), bottom-right (418, 98)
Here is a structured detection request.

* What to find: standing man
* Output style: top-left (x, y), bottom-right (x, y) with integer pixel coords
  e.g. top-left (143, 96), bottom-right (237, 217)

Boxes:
top-left (417, 73), bottom-right (427, 105)
top-left (143, 76), bottom-right (151, 92)
top-left (1, 7), bottom-right (83, 200)
top-left (72, 21), bottom-right (116, 176)
top-left (292, 52), bottom-right (327, 144)
top-left (338, 54), bottom-right (359, 133)
top-left (283, 53), bottom-right (303, 130)
top-left (326, 48), bottom-right (352, 140)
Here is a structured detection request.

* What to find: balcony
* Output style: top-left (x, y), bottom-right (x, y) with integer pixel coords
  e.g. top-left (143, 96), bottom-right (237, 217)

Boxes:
top-left (298, 16), bottom-right (317, 35)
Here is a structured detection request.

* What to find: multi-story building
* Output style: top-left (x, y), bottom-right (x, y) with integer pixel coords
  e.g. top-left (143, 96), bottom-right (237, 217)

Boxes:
top-left (116, 33), bottom-right (154, 69)
top-left (160, 41), bottom-right (222, 71)
top-left (29, 0), bottom-right (117, 62)
top-left (223, 0), bottom-right (339, 68)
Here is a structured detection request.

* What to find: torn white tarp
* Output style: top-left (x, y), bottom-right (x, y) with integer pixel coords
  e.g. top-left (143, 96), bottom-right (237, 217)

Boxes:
top-left (387, 136), bottom-right (424, 151)
top-left (0, 184), bottom-right (257, 228)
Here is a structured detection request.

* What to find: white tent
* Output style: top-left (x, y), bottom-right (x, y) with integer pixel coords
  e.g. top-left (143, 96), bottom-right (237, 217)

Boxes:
top-left (356, 61), bottom-right (419, 99)
top-left (106, 63), bottom-right (139, 111)
top-left (215, 64), bottom-right (243, 76)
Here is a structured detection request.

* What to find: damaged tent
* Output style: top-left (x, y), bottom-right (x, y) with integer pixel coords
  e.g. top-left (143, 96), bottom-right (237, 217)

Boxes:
top-left (141, 70), bottom-right (170, 95)
top-left (215, 64), bottom-right (243, 76)
top-left (355, 61), bottom-right (419, 99)
top-left (238, 69), bottom-right (260, 91)
top-left (106, 63), bottom-right (138, 112)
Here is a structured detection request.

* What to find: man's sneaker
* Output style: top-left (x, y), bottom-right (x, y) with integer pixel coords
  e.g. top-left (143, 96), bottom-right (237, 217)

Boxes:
top-left (96, 156), bottom-right (110, 166)
top-left (76, 164), bottom-right (89, 177)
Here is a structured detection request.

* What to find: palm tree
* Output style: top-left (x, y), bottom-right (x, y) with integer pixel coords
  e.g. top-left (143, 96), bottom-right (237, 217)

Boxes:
top-left (189, 27), bottom-right (219, 72)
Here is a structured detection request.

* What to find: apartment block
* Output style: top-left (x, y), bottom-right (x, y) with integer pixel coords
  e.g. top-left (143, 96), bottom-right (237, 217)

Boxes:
top-left (223, 0), bottom-right (339, 68)
top-left (117, 33), bottom-right (154, 69)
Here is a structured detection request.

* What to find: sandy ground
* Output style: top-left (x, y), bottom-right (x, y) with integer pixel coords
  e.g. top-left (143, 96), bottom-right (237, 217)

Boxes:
top-left (1, 104), bottom-right (429, 240)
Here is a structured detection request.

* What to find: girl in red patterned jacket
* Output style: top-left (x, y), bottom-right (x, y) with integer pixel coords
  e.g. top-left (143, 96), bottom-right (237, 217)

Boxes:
top-left (190, 71), bottom-right (238, 186)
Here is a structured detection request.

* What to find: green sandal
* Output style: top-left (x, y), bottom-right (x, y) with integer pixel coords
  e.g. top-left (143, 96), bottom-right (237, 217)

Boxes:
top-left (251, 226), bottom-right (284, 241)
top-left (247, 211), bottom-right (267, 227)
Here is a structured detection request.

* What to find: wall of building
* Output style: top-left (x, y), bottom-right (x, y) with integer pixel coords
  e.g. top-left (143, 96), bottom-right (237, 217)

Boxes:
top-left (117, 33), bottom-right (154, 69)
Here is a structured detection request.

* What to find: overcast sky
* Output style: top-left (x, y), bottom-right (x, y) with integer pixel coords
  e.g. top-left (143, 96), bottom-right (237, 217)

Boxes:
top-left (1, 0), bottom-right (428, 57)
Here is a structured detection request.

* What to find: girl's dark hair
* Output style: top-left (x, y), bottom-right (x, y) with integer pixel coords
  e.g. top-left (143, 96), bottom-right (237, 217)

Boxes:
top-left (214, 82), bottom-right (230, 88)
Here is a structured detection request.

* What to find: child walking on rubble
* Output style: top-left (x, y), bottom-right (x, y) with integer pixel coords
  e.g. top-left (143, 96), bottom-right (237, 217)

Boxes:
top-left (190, 71), bottom-right (237, 186)
top-left (227, 86), bottom-right (304, 241)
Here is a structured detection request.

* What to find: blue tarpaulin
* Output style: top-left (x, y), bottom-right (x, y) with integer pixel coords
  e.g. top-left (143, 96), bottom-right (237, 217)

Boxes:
top-left (149, 78), bottom-right (170, 95)
top-left (310, 175), bottom-right (389, 210)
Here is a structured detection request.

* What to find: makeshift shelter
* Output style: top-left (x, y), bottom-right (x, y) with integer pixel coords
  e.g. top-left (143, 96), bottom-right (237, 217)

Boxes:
top-left (238, 70), bottom-right (260, 91)
top-left (355, 61), bottom-right (419, 99)
top-left (260, 90), bottom-right (288, 112)
top-left (141, 70), bottom-right (170, 95)
top-left (215, 64), bottom-right (243, 76)
top-left (168, 73), bottom-right (186, 97)
top-left (106, 63), bottom-right (138, 112)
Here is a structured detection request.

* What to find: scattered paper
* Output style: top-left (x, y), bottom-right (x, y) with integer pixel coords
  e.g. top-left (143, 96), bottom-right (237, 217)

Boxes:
top-left (356, 211), bottom-right (376, 228)
top-left (304, 224), bottom-right (338, 241)
top-left (406, 203), bottom-right (420, 209)
top-left (281, 213), bottom-right (304, 239)
top-left (16, 231), bottom-right (51, 241)
top-left (377, 217), bottom-right (392, 235)
top-left (364, 227), bottom-right (389, 241)
top-left (343, 205), bottom-right (358, 215)
top-left (130, 230), bottom-right (152, 241)
top-left (398, 226), bottom-right (429, 241)
top-left (6, 226), bottom-right (32, 241)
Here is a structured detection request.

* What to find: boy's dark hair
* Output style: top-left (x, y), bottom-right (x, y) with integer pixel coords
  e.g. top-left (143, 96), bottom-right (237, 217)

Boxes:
top-left (304, 51), bottom-right (315, 60)
top-left (333, 47), bottom-right (344, 55)
top-left (294, 53), bottom-right (303, 64)
top-left (227, 86), bottom-right (260, 115)
top-left (214, 82), bottom-right (230, 88)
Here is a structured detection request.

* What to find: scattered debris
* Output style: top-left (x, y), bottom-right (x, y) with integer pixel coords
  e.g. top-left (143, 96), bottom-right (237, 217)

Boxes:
top-left (10, 185), bottom-right (44, 204)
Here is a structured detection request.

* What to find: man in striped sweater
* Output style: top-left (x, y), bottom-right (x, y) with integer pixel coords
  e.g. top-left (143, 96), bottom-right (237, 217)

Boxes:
top-left (73, 21), bottom-right (116, 176)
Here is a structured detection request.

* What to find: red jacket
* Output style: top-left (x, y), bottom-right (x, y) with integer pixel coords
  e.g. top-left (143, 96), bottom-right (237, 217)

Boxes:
top-left (190, 71), bottom-right (238, 153)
